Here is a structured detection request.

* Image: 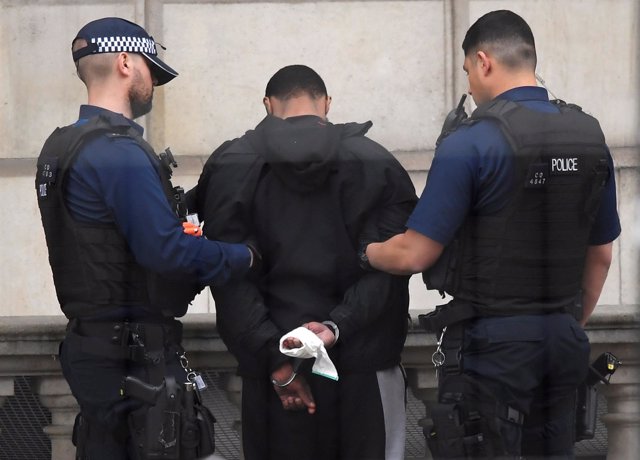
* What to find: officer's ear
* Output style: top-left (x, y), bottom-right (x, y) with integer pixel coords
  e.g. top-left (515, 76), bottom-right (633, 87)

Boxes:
top-left (117, 52), bottom-right (133, 77)
top-left (476, 50), bottom-right (492, 76)
top-left (325, 96), bottom-right (332, 116)
top-left (263, 97), bottom-right (273, 115)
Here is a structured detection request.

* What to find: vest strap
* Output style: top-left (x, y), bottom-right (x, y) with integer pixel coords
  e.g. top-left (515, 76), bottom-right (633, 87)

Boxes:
top-left (419, 300), bottom-right (478, 333)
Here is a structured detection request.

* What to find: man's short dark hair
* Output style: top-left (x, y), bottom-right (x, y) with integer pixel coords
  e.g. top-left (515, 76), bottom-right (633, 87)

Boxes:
top-left (265, 65), bottom-right (327, 100)
top-left (462, 10), bottom-right (537, 70)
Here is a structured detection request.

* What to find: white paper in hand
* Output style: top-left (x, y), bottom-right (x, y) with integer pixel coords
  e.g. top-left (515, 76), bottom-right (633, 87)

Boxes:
top-left (279, 326), bottom-right (339, 381)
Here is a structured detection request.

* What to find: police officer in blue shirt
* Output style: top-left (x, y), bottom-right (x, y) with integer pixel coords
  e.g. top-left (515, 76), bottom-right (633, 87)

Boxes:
top-left (366, 10), bottom-right (621, 459)
top-left (36, 17), bottom-right (255, 459)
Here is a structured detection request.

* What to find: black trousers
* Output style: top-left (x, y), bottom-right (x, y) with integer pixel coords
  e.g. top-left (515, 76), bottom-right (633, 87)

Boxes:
top-left (454, 312), bottom-right (590, 459)
top-left (59, 329), bottom-right (189, 459)
top-left (240, 365), bottom-right (406, 460)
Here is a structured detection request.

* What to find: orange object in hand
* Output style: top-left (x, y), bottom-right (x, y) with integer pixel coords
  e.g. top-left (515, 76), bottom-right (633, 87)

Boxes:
top-left (182, 221), bottom-right (202, 237)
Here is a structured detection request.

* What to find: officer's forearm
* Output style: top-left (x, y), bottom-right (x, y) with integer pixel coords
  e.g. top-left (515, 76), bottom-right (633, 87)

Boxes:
top-left (366, 230), bottom-right (442, 275)
top-left (580, 243), bottom-right (613, 326)
top-left (366, 234), bottom-right (418, 275)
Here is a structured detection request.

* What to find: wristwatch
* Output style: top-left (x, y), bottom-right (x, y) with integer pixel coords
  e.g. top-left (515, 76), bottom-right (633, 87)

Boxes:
top-left (322, 320), bottom-right (340, 345)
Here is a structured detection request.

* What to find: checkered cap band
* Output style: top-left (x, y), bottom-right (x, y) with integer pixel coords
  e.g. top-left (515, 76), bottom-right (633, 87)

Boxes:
top-left (91, 36), bottom-right (157, 56)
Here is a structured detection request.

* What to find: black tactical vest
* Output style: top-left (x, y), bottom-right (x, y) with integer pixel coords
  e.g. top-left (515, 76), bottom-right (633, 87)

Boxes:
top-left (424, 99), bottom-right (610, 314)
top-left (36, 112), bottom-right (198, 319)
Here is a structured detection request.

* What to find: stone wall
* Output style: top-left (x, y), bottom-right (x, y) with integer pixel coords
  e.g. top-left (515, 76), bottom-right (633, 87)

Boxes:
top-left (1, 0), bottom-right (638, 317)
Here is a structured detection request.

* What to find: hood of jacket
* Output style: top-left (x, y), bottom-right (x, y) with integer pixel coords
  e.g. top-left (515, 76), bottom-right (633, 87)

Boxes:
top-left (253, 114), bottom-right (372, 193)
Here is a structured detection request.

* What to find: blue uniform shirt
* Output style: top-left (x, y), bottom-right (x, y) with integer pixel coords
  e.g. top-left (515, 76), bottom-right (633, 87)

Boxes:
top-left (407, 86), bottom-right (621, 246)
top-left (66, 106), bottom-right (250, 308)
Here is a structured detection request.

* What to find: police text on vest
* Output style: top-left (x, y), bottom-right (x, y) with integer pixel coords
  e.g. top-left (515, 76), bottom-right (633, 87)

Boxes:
top-left (551, 157), bottom-right (579, 173)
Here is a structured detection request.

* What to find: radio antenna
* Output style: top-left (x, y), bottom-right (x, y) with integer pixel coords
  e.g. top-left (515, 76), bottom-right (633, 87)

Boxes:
top-left (535, 73), bottom-right (560, 100)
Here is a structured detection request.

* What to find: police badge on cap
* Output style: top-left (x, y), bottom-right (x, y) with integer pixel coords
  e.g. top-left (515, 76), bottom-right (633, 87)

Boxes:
top-left (72, 17), bottom-right (178, 86)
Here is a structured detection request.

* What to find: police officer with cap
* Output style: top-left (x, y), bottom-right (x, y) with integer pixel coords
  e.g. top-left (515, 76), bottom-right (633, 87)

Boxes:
top-left (365, 10), bottom-right (621, 459)
top-left (36, 17), bottom-right (255, 459)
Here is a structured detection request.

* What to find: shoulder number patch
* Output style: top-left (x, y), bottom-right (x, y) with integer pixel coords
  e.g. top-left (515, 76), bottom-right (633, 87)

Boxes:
top-left (36, 157), bottom-right (58, 199)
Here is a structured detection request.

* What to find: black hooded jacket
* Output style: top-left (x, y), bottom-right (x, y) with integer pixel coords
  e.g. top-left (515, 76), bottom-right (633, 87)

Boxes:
top-left (196, 115), bottom-right (417, 377)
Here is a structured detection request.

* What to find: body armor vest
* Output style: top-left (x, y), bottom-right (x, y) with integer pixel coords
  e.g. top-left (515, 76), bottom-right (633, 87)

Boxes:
top-left (36, 112), bottom-right (198, 319)
top-left (424, 99), bottom-right (610, 314)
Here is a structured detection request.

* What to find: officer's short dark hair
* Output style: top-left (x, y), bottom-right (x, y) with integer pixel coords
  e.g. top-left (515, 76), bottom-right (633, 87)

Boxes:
top-left (462, 10), bottom-right (537, 70)
top-left (72, 38), bottom-right (114, 84)
top-left (265, 65), bottom-right (327, 100)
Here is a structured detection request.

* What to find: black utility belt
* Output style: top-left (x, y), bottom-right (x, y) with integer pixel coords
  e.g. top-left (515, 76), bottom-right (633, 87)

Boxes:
top-left (72, 318), bottom-right (182, 344)
top-left (419, 301), bottom-right (580, 333)
top-left (66, 318), bottom-right (183, 362)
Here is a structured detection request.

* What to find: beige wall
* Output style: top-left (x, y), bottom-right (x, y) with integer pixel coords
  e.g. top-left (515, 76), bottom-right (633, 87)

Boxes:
top-left (1, 0), bottom-right (638, 316)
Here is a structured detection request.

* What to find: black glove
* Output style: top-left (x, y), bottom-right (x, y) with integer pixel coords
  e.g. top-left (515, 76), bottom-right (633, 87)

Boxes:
top-left (246, 241), bottom-right (263, 279)
top-left (357, 240), bottom-right (375, 272)
top-left (357, 213), bottom-right (380, 272)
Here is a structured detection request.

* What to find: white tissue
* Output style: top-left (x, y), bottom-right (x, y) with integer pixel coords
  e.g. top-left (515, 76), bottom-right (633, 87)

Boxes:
top-left (279, 326), bottom-right (339, 381)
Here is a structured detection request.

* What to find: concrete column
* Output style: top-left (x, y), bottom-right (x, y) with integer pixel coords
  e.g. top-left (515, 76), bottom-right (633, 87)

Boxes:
top-left (0, 376), bottom-right (14, 402)
top-left (602, 382), bottom-right (640, 460)
top-left (0, 377), bottom-right (15, 434)
top-left (33, 375), bottom-right (78, 460)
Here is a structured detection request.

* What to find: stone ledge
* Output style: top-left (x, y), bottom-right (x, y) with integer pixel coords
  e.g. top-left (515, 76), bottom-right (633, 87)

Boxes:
top-left (2, 308), bottom-right (635, 378)
top-left (2, 306), bottom-right (637, 343)
top-left (3, 144), bottom-right (637, 177)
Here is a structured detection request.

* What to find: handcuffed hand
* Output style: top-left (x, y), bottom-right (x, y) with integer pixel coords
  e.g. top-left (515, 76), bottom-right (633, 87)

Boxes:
top-left (282, 321), bottom-right (336, 350)
top-left (271, 362), bottom-right (316, 414)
